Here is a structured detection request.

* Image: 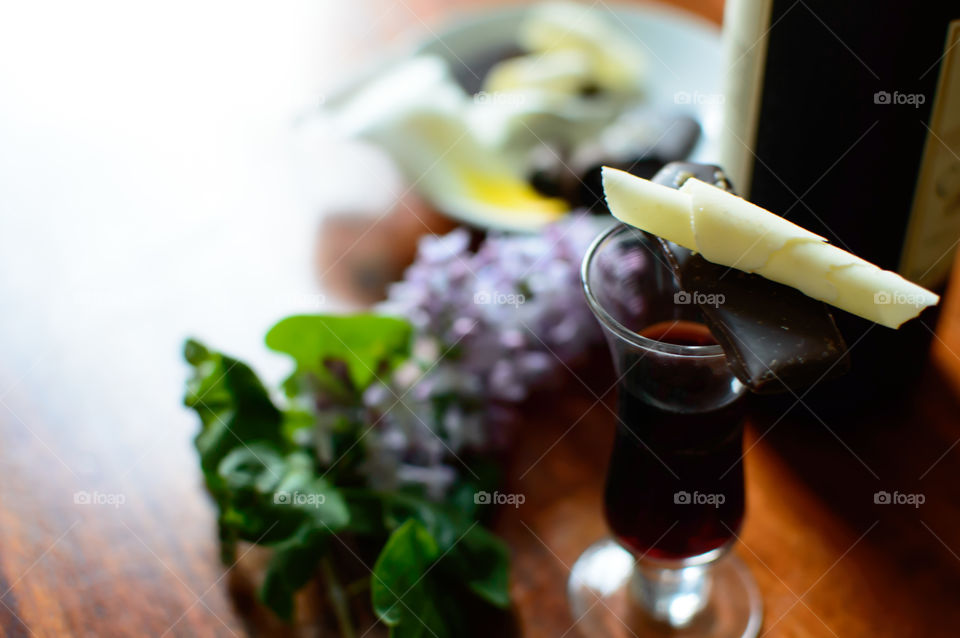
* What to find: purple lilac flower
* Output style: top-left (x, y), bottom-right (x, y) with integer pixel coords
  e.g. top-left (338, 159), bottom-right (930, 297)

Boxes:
top-left (360, 214), bottom-right (605, 495)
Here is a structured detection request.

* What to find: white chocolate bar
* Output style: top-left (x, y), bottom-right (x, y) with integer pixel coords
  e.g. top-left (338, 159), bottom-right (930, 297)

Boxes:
top-left (602, 167), bottom-right (940, 329)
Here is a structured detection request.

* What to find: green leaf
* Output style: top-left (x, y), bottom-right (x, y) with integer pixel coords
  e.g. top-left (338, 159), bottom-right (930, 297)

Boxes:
top-left (340, 488), bottom-right (388, 537)
top-left (260, 524), bottom-right (329, 620)
top-left (383, 488), bottom-right (481, 552)
top-left (383, 494), bottom-right (458, 551)
top-left (214, 447), bottom-right (349, 545)
top-left (183, 331), bottom-right (515, 633)
top-left (371, 519), bottom-right (440, 627)
top-left (272, 452), bottom-right (350, 530)
top-left (265, 314), bottom-right (412, 395)
top-left (375, 491), bottom-right (512, 634)
top-left (445, 526), bottom-right (510, 608)
top-left (445, 463), bottom-right (502, 522)
top-left (218, 443), bottom-right (286, 493)
top-left (281, 408), bottom-right (316, 442)
top-left (183, 339), bottom-right (285, 491)
top-left (388, 595), bottom-right (447, 638)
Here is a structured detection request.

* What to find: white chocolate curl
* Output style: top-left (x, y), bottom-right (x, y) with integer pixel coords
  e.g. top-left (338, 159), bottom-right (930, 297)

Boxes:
top-left (602, 167), bottom-right (940, 329)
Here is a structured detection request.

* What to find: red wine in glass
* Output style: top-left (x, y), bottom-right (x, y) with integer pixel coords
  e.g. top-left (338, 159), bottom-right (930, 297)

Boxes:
top-left (604, 320), bottom-right (745, 561)
top-left (573, 223), bottom-right (761, 636)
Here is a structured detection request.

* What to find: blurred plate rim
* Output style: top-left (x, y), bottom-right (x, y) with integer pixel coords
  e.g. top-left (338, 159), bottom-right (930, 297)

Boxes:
top-left (319, 1), bottom-right (723, 232)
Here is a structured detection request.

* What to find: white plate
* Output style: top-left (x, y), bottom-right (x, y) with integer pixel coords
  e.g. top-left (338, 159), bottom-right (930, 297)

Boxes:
top-left (324, 3), bottom-right (722, 231)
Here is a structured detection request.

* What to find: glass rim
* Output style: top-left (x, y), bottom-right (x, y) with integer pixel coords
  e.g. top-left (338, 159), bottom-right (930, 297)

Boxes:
top-left (580, 223), bottom-right (726, 357)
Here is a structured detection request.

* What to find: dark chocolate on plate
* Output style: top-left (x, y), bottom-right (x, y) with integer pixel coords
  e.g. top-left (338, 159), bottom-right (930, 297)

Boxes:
top-left (650, 162), bottom-right (850, 394)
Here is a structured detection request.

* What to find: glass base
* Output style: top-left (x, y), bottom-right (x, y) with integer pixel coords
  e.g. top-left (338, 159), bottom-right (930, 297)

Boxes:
top-left (568, 538), bottom-right (762, 638)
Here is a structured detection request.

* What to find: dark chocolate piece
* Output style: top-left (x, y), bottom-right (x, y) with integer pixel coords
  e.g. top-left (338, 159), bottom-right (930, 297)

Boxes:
top-left (528, 112), bottom-right (702, 213)
top-left (679, 257), bottom-right (850, 394)
top-left (650, 162), bottom-right (850, 394)
top-left (650, 161), bottom-right (731, 193)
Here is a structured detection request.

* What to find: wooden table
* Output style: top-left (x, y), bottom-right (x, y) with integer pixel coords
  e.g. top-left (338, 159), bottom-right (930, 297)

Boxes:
top-left (498, 309), bottom-right (960, 637)
top-left (4, 1), bottom-right (960, 637)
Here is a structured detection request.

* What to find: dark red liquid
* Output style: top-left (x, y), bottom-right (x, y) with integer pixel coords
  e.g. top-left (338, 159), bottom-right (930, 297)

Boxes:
top-left (639, 320), bottom-right (717, 347)
top-left (604, 321), bottom-right (745, 561)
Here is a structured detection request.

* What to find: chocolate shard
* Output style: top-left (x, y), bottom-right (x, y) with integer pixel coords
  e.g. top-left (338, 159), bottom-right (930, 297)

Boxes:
top-left (650, 162), bottom-right (850, 394)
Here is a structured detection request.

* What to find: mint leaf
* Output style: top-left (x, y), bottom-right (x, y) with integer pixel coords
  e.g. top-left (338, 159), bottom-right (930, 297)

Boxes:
top-left (372, 501), bottom-right (511, 636)
top-left (281, 408), bottom-right (316, 442)
top-left (265, 314), bottom-right (411, 395)
top-left (272, 451), bottom-right (350, 530)
top-left (371, 519), bottom-right (440, 628)
top-left (183, 330), bottom-right (514, 633)
top-left (383, 493), bottom-right (461, 551)
top-left (383, 486), bottom-right (489, 552)
top-left (183, 339), bottom-right (285, 493)
top-left (389, 597), bottom-right (448, 638)
top-left (214, 446), bottom-right (349, 546)
top-left (340, 488), bottom-right (388, 537)
top-left (444, 526), bottom-right (510, 608)
top-left (260, 524), bottom-right (329, 620)
top-left (218, 443), bottom-right (286, 493)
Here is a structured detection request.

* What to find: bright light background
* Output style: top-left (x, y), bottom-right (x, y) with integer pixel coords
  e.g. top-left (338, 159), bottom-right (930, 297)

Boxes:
top-left (0, 1), bottom-right (415, 453)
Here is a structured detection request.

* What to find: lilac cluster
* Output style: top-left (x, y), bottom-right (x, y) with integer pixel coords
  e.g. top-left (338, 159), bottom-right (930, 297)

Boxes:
top-left (360, 215), bottom-right (604, 496)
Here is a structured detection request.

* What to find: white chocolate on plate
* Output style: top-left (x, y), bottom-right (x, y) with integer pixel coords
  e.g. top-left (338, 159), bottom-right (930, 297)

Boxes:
top-left (602, 167), bottom-right (939, 329)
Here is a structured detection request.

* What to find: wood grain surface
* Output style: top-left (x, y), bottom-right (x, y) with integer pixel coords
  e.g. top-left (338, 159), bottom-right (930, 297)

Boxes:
top-left (3, 1), bottom-right (960, 637)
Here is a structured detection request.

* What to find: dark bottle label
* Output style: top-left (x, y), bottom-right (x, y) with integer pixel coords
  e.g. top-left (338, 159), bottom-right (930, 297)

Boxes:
top-left (720, 1), bottom-right (960, 288)
top-left (900, 21), bottom-right (960, 289)
top-left (719, 1), bottom-right (960, 407)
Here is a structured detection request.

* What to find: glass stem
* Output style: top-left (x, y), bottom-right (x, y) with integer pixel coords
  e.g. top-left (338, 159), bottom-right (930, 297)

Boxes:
top-left (631, 561), bottom-right (713, 627)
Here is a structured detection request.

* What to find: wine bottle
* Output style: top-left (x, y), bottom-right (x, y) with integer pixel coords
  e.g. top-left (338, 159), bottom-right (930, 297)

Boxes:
top-left (719, 0), bottom-right (960, 411)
